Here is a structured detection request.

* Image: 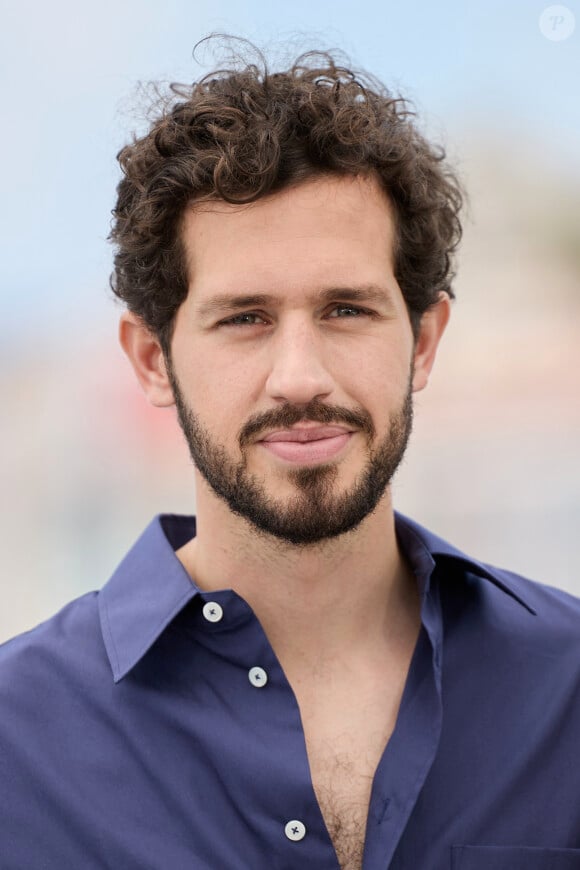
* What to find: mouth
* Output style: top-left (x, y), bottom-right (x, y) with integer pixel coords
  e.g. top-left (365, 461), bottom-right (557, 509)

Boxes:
top-left (258, 426), bottom-right (354, 465)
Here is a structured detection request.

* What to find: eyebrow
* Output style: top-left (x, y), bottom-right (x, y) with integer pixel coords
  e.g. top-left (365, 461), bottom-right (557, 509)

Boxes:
top-left (196, 285), bottom-right (395, 319)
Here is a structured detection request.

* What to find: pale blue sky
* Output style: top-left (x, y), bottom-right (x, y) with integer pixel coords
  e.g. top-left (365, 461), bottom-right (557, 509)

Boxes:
top-left (1, 0), bottom-right (578, 351)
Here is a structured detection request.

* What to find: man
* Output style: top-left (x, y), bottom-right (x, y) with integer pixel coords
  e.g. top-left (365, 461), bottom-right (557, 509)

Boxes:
top-left (1, 44), bottom-right (580, 870)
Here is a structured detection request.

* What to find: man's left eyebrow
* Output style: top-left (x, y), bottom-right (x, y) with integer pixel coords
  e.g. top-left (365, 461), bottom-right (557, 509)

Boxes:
top-left (314, 285), bottom-right (394, 307)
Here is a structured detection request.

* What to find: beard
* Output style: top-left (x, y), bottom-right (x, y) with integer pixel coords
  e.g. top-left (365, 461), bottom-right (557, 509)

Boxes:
top-left (165, 359), bottom-right (414, 547)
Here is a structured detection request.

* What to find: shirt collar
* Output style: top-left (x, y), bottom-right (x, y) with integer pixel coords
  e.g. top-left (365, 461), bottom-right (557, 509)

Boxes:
top-left (99, 512), bottom-right (535, 683)
top-left (394, 512), bottom-right (536, 615)
top-left (99, 515), bottom-right (201, 683)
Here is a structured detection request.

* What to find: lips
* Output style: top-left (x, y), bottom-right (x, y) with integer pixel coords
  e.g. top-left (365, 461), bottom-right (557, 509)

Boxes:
top-left (258, 426), bottom-right (354, 464)
top-left (260, 425), bottom-right (352, 443)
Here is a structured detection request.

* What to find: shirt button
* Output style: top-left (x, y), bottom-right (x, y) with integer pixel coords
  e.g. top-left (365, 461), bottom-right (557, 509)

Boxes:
top-left (285, 820), bottom-right (306, 841)
top-left (202, 601), bottom-right (223, 623)
top-left (248, 666), bottom-right (268, 687)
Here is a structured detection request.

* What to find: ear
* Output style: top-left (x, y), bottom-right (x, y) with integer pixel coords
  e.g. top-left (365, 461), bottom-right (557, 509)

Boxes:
top-left (118, 311), bottom-right (175, 407)
top-left (411, 293), bottom-right (451, 393)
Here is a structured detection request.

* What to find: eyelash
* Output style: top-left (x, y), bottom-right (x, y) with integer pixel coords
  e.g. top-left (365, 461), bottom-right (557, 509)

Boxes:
top-left (219, 305), bottom-right (373, 328)
top-left (220, 312), bottom-right (267, 327)
top-left (328, 305), bottom-right (371, 319)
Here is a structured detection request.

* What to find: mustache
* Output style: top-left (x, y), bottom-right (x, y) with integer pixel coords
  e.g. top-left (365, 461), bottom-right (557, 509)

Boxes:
top-left (239, 400), bottom-right (376, 446)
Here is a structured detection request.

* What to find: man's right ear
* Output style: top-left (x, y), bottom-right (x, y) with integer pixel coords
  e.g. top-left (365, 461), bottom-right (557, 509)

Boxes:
top-left (118, 312), bottom-right (176, 408)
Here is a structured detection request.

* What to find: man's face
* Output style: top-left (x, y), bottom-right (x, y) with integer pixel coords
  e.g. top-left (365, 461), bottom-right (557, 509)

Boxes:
top-left (166, 174), bottom-right (417, 546)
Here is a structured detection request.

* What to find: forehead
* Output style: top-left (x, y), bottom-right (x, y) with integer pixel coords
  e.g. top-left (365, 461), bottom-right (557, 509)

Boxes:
top-left (179, 174), bottom-right (398, 302)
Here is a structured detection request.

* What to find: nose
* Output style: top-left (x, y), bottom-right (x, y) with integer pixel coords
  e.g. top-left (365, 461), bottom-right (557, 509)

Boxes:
top-left (264, 316), bottom-right (334, 405)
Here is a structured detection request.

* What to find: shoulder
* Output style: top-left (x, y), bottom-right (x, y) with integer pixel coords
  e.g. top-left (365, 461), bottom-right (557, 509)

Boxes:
top-left (476, 558), bottom-right (580, 628)
top-left (439, 557), bottom-right (580, 687)
top-left (478, 560), bottom-right (580, 650)
top-left (0, 591), bottom-right (106, 704)
top-left (483, 560), bottom-right (580, 618)
top-left (0, 591), bottom-right (115, 805)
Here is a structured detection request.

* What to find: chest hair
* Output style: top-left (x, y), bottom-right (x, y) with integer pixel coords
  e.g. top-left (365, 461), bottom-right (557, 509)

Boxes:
top-left (311, 751), bottom-right (376, 870)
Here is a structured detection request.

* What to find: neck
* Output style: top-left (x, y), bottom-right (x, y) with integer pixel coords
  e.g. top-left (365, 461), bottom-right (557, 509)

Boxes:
top-left (176, 478), bottom-right (420, 673)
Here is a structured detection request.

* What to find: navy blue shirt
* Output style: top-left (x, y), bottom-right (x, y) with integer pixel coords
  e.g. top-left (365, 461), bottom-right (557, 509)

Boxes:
top-left (2, 513), bottom-right (580, 869)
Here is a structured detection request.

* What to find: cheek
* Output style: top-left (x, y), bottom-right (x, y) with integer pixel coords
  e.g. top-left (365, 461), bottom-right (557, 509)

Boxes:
top-left (187, 363), bottom-right (257, 443)
top-left (205, 343), bottom-right (270, 404)
top-left (344, 345), bottom-right (412, 406)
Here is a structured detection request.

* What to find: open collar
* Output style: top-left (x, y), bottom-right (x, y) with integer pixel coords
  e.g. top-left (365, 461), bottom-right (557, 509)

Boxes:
top-left (99, 512), bottom-right (535, 682)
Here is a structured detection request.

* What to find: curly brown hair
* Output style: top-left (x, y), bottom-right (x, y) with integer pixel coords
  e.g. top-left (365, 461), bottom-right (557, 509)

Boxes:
top-left (109, 41), bottom-right (464, 359)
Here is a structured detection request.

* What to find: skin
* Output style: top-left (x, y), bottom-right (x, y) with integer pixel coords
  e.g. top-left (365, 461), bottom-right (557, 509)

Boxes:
top-left (119, 171), bottom-right (450, 691)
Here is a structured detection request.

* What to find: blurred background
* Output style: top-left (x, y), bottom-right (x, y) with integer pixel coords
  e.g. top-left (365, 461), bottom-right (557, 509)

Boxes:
top-left (1, 0), bottom-right (579, 642)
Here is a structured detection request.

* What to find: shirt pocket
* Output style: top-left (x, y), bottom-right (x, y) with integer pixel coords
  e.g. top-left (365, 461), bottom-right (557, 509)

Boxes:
top-left (451, 845), bottom-right (580, 869)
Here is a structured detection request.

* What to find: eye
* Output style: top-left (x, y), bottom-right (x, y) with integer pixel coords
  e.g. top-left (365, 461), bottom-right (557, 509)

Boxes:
top-left (219, 312), bottom-right (267, 327)
top-left (327, 304), bottom-right (372, 319)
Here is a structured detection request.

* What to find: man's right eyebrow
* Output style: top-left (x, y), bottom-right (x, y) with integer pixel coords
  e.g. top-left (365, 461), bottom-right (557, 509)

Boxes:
top-left (196, 294), bottom-right (275, 318)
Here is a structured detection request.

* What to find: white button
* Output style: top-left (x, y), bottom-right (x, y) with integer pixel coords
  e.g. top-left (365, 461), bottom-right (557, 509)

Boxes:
top-left (202, 602), bottom-right (223, 623)
top-left (248, 666), bottom-right (268, 687)
top-left (285, 820), bottom-right (306, 841)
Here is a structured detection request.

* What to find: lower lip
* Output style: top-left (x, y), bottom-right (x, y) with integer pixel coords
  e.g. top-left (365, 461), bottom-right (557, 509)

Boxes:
top-left (259, 433), bottom-right (352, 464)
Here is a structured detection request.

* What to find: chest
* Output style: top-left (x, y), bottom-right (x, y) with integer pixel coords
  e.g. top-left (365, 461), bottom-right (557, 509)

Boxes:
top-left (298, 675), bottom-right (404, 870)
top-left (307, 735), bottom-right (387, 870)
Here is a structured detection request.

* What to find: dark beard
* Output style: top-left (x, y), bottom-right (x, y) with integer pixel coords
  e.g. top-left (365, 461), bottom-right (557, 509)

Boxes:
top-left (165, 359), bottom-right (414, 547)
